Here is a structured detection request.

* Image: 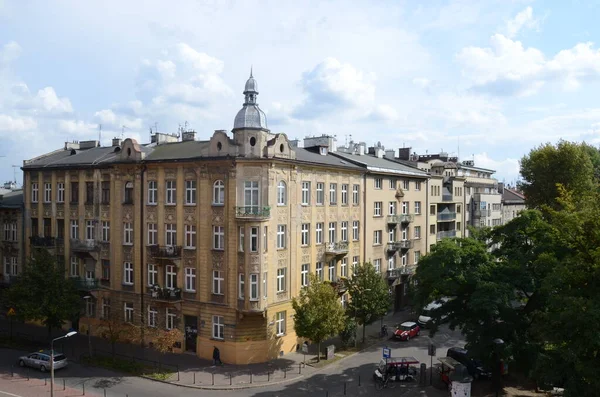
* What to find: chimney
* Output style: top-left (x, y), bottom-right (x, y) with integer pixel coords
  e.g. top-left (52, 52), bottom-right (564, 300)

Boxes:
top-left (385, 149), bottom-right (396, 160)
top-left (289, 139), bottom-right (299, 148)
top-left (182, 130), bottom-right (196, 142)
top-left (398, 147), bottom-right (411, 161)
top-left (64, 141), bottom-right (80, 150)
top-left (112, 137), bottom-right (122, 147)
top-left (357, 142), bottom-right (366, 156)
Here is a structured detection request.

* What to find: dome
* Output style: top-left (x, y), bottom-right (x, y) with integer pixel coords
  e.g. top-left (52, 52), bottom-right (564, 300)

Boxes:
top-left (232, 69), bottom-right (269, 131)
top-left (244, 76), bottom-right (258, 93)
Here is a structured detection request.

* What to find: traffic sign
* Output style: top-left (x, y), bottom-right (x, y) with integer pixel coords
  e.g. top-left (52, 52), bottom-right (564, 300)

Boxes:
top-left (7, 308), bottom-right (15, 316)
top-left (383, 347), bottom-right (391, 359)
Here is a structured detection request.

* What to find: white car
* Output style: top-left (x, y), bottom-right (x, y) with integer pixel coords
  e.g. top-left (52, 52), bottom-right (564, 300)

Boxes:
top-left (18, 351), bottom-right (69, 372)
top-left (418, 297), bottom-right (451, 328)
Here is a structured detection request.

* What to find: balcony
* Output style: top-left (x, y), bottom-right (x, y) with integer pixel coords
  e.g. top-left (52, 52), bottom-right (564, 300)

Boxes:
top-left (237, 299), bottom-right (266, 313)
top-left (325, 242), bottom-right (349, 257)
top-left (442, 194), bottom-right (453, 202)
top-left (387, 266), bottom-right (414, 279)
top-left (437, 230), bottom-right (457, 239)
top-left (147, 286), bottom-right (182, 302)
top-left (71, 277), bottom-right (100, 291)
top-left (235, 206), bottom-right (271, 220)
top-left (386, 241), bottom-right (402, 251)
top-left (30, 236), bottom-right (56, 248)
top-left (387, 214), bottom-right (414, 224)
top-left (149, 245), bottom-right (182, 259)
top-left (71, 239), bottom-right (100, 252)
top-left (437, 212), bottom-right (456, 222)
top-left (398, 240), bottom-right (413, 250)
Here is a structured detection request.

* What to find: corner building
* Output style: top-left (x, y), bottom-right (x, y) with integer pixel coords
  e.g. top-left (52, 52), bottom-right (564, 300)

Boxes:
top-left (22, 73), bottom-right (365, 364)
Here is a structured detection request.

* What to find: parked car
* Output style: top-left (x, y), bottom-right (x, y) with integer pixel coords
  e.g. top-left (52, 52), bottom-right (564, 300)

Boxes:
top-left (18, 351), bottom-right (69, 372)
top-left (394, 321), bottom-right (420, 341)
top-left (446, 347), bottom-right (491, 380)
top-left (418, 297), bottom-right (450, 328)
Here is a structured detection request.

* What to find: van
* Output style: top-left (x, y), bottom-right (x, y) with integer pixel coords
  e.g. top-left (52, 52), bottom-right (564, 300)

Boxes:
top-left (417, 297), bottom-right (450, 328)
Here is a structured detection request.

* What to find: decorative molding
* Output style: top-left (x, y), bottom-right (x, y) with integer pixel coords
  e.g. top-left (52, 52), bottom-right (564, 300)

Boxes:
top-left (123, 210), bottom-right (132, 221)
top-left (147, 170), bottom-right (157, 179)
top-left (123, 247), bottom-right (133, 262)
top-left (70, 209), bottom-right (77, 218)
top-left (278, 259), bottom-right (286, 267)
top-left (184, 207), bottom-right (196, 223)
top-left (184, 168), bottom-right (196, 179)
top-left (146, 207), bottom-right (156, 222)
top-left (250, 254), bottom-right (260, 264)
top-left (212, 208), bottom-right (224, 225)
top-left (212, 251), bottom-right (223, 267)
top-left (277, 251), bottom-right (287, 260)
top-left (165, 207), bottom-right (176, 222)
top-left (165, 168), bottom-right (177, 180)
top-left (251, 264), bottom-right (260, 273)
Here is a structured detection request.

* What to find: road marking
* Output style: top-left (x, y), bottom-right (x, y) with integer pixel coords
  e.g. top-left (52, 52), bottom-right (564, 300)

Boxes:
top-left (0, 391), bottom-right (23, 397)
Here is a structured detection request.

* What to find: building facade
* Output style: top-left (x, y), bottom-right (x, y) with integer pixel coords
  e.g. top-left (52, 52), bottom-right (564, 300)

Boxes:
top-left (0, 184), bottom-right (23, 289)
top-left (500, 183), bottom-right (526, 224)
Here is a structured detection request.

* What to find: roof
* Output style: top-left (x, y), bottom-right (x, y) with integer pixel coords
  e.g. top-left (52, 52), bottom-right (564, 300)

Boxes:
top-left (144, 141), bottom-right (210, 161)
top-left (23, 146), bottom-right (121, 169)
top-left (331, 151), bottom-right (428, 178)
top-left (293, 148), bottom-right (364, 170)
top-left (400, 321), bottom-right (417, 327)
top-left (502, 187), bottom-right (525, 203)
top-left (0, 190), bottom-right (23, 209)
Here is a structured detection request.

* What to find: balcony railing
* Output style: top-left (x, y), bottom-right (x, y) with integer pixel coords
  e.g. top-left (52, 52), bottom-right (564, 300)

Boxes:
top-left (387, 214), bottom-right (414, 224)
top-left (325, 241), bottom-right (349, 256)
top-left (398, 240), bottom-right (413, 249)
top-left (149, 245), bottom-right (182, 259)
top-left (237, 299), bottom-right (266, 313)
top-left (387, 266), bottom-right (414, 279)
top-left (71, 239), bottom-right (100, 252)
top-left (30, 236), bottom-right (56, 247)
top-left (235, 206), bottom-right (271, 219)
top-left (71, 277), bottom-right (99, 290)
top-left (386, 241), bottom-right (401, 251)
top-left (147, 286), bottom-right (182, 301)
top-left (437, 230), bottom-right (457, 239)
top-left (437, 212), bottom-right (456, 221)
top-left (442, 194), bottom-right (453, 202)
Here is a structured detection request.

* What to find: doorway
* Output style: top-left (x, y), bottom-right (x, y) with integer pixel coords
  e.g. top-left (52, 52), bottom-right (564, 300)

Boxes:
top-left (184, 315), bottom-right (198, 353)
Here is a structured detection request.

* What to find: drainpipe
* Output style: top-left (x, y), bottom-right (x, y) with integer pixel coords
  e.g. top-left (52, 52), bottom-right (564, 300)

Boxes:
top-left (139, 164), bottom-right (147, 348)
top-left (425, 177), bottom-right (429, 251)
top-left (362, 173), bottom-right (367, 262)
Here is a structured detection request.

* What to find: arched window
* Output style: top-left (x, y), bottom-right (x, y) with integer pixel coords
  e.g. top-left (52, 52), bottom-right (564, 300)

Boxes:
top-left (277, 181), bottom-right (286, 206)
top-left (213, 180), bottom-right (225, 205)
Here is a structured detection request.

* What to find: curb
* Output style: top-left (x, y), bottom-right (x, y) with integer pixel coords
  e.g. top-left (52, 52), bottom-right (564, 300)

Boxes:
top-left (141, 373), bottom-right (304, 390)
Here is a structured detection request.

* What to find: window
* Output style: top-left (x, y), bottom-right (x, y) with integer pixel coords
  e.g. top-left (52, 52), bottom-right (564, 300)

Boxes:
top-left (389, 202), bottom-right (396, 215)
top-left (212, 270), bottom-right (224, 294)
top-left (31, 183), bottom-right (39, 203)
top-left (184, 267), bottom-right (196, 292)
top-left (329, 183), bottom-right (337, 205)
top-left (57, 219), bottom-right (64, 239)
top-left (123, 262), bottom-right (133, 285)
top-left (166, 308), bottom-right (176, 330)
top-left (315, 223), bottom-right (323, 244)
top-left (352, 184), bottom-right (360, 205)
top-left (31, 218), bottom-right (38, 237)
top-left (212, 315), bottom-right (224, 339)
top-left (250, 227), bottom-right (259, 252)
top-left (123, 222), bottom-right (133, 245)
top-left (148, 264), bottom-right (157, 286)
top-left (263, 226), bottom-right (268, 253)
top-left (402, 201), bottom-right (409, 214)
top-left (276, 268), bottom-right (286, 292)
top-left (165, 265), bottom-right (176, 289)
top-left (185, 224), bottom-right (196, 248)
top-left (148, 306), bottom-right (157, 327)
top-left (457, 205), bottom-right (461, 213)
top-left (86, 182), bottom-right (94, 204)
top-left (277, 225), bottom-right (286, 249)
top-left (374, 230), bottom-right (382, 245)
top-left (44, 183), bottom-right (52, 203)
top-left (70, 256), bottom-right (79, 277)
top-left (415, 181), bottom-right (421, 191)
top-left (316, 182), bottom-right (324, 205)
top-left (352, 221), bottom-right (359, 240)
top-left (147, 223), bottom-right (157, 245)
top-left (430, 224), bottom-right (436, 235)
top-left (388, 255), bottom-right (396, 270)
top-left (102, 260), bottom-right (110, 281)
top-left (328, 261), bottom-right (336, 281)
top-left (415, 201), bottom-right (421, 215)
top-left (277, 181), bottom-right (286, 205)
top-left (101, 182), bottom-right (110, 204)
top-left (243, 181), bottom-right (259, 211)
top-left (374, 178), bottom-right (382, 189)
top-left (213, 226), bottom-right (224, 250)
top-left (301, 181), bottom-right (311, 205)
top-left (263, 272), bottom-right (268, 298)
top-left (301, 264), bottom-right (309, 287)
top-left (70, 220), bottom-right (78, 239)
top-left (238, 273), bottom-right (245, 299)
top-left (328, 222), bottom-right (336, 243)
top-left (249, 274), bottom-right (259, 300)
top-left (275, 311), bottom-right (286, 336)
top-left (124, 181), bottom-right (134, 204)
top-left (147, 181), bottom-right (157, 204)
top-left (238, 226), bottom-right (245, 252)
top-left (57, 183), bottom-right (65, 203)
top-left (374, 202), bottom-right (382, 216)
top-left (301, 224), bottom-right (310, 246)
top-left (341, 221), bottom-right (348, 242)
top-left (341, 184), bottom-right (348, 205)
top-left (213, 181), bottom-right (225, 205)
top-left (414, 226), bottom-right (421, 239)
top-left (185, 180), bottom-right (197, 205)
top-left (401, 252), bottom-right (408, 266)
top-left (340, 258), bottom-right (348, 277)
top-left (70, 182), bottom-right (79, 204)
top-left (389, 179), bottom-right (397, 189)
top-left (124, 302), bottom-right (134, 323)
top-left (457, 221), bottom-right (462, 231)
top-left (315, 262), bottom-right (325, 281)
top-left (414, 250), bottom-right (421, 264)
top-left (102, 221), bottom-right (110, 242)
top-left (389, 227), bottom-right (396, 242)
top-left (352, 256), bottom-right (359, 274)
top-left (341, 294), bottom-right (348, 309)
top-left (101, 298), bottom-right (110, 319)
top-left (429, 205), bottom-right (436, 215)
top-left (401, 226), bottom-right (408, 240)
top-left (374, 259), bottom-right (381, 273)
top-left (403, 180), bottom-right (409, 190)
top-left (85, 220), bottom-right (95, 240)
top-left (165, 180), bottom-right (176, 205)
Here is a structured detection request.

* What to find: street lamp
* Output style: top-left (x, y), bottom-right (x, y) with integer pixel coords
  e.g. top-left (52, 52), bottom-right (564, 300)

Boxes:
top-left (493, 338), bottom-right (505, 397)
top-left (83, 295), bottom-right (93, 358)
top-left (51, 331), bottom-right (77, 397)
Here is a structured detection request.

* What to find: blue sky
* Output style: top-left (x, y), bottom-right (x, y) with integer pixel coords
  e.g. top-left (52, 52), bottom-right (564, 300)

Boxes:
top-left (1, 0), bottom-right (600, 185)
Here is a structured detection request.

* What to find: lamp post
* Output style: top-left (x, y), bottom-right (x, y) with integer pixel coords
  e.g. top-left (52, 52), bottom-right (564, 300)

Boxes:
top-left (83, 295), bottom-right (93, 358)
top-left (492, 338), bottom-right (505, 397)
top-left (51, 331), bottom-right (77, 397)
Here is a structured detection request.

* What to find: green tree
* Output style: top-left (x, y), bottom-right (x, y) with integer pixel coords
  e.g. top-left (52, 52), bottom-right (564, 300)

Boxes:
top-left (292, 274), bottom-right (346, 362)
top-left (519, 140), bottom-right (596, 210)
top-left (343, 262), bottom-right (390, 343)
top-left (7, 249), bottom-right (81, 339)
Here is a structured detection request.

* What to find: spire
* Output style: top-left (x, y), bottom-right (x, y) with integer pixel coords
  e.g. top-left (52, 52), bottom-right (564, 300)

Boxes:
top-left (250, 65), bottom-right (253, 78)
top-left (243, 68), bottom-right (258, 105)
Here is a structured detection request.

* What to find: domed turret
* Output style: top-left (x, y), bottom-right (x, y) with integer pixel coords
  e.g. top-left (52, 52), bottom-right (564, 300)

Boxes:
top-left (233, 68), bottom-right (268, 131)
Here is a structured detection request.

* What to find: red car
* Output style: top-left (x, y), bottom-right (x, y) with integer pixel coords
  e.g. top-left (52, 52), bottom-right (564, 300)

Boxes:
top-left (394, 321), bottom-right (420, 341)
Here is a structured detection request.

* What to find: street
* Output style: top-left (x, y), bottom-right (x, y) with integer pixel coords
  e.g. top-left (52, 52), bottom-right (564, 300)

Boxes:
top-left (0, 323), bottom-right (463, 397)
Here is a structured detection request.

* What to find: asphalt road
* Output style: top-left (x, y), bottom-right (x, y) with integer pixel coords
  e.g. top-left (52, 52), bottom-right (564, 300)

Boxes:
top-left (0, 325), bottom-right (463, 397)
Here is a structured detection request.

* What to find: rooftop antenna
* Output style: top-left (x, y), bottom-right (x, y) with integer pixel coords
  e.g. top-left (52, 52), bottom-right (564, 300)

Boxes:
top-left (154, 122), bottom-right (158, 133)
top-left (457, 136), bottom-right (460, 161)
top-left (12, 165), bottom-right (19, 184)
top-left (121, 125), bottom-right (129, 140)
top-left (98, 124), bottom-right (102, 143)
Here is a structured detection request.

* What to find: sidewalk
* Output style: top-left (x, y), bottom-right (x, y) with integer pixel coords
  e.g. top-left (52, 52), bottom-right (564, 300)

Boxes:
top-left (0, 308), bottom-right (417, 390)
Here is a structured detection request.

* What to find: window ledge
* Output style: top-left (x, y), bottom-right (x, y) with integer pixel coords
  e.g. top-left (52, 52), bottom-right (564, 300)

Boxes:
top-left (183, 247), bottom-right (197, 250)
top-left (212, 248), bottom-right (225, 252)
top-left (210, 338), bottom-right (225, 342)
top-left (165, 203), bottom-right (176, 206)
top-left (147, 203), bottom-right (158, 206)
top-left (184, 203), bottom-right (197, 207)
top-left (122, 282), bottom-right (134, 286)
top-left (212, 203), bottom-right (225, 207)
top-left (123, 243), bottom-right (133, 246)
top-left (212, 293), bottom-right (224, 296)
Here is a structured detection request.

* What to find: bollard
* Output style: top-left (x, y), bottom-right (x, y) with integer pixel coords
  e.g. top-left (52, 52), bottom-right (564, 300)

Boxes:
top-left (104, 389), bottom-right (106, 397)
top-left (284, 368), bottom-right (287, 379)
top-left (358, 375), bottom-right (361, 386)
top-left (11, 365), bottom-right (14, 378)
top-left (63, 379), bottom-right (66, 390)
top-left (344, 382), bottom-right (347, 395)
top-left (26, 366), bottom-right (29, 380)
top-left (45, 378), bottom-right (47, 386)
top-left (193, 372), bottom-right (196, 384)
top-left (83, 381), bottom-right (86, 395)
top-left (268, 371), bottom-right (270, 382)
top-left (212, 373), bottom-right (214, 386)
top-left (299, 363), bottom-right (302, 374)
top-left (250, 372), bottom-right (253, 384)
top-left (177, 367), bottom-right (180, 382)
top-left (229, 373), bottom-right (232, 386)
top-left (326, 391), bottom-right (329, 397)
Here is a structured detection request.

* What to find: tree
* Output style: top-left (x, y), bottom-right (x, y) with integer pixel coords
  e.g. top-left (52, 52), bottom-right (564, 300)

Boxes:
top-left (7, 249), bottom-right (81, 339)
top-left (519, 141), bottom-right (597, 210)
top-left (343, 262), bottom-right (390, 343)
top-left (292, 274), bottom-right (346, 362)
top-left (97, 304), bottom-right (141, 358)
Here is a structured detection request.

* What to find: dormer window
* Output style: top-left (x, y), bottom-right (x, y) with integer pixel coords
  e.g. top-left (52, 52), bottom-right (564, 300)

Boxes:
top-left (320, 147), bottom-right (327, 155)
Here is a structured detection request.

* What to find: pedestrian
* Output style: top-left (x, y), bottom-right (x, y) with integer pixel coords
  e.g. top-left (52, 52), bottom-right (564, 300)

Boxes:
top-left (212, 346), bottom-right (222, 366)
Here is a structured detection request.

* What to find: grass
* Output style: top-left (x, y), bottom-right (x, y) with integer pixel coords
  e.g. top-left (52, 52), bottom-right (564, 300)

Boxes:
top-left (81, 355), bottom-right (175, 381)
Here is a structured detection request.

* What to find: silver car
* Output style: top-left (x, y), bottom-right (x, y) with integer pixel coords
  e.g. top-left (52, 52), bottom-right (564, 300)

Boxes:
top-left (18, 351), bottom-right (68, 372)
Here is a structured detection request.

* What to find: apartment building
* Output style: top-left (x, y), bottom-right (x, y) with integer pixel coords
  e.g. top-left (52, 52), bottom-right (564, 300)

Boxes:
top-left (0, 184), bottom-right (23, 288)
top-left (332, 142), bottom-right (428, 310)
top-left (499, 183), bottom-right (526, 224)
top-left (21, 73), bottom-right (366, 364)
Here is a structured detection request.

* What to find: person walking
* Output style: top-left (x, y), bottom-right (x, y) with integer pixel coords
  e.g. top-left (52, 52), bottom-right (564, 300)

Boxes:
top-left (212, 346), bottom-right (222, 366)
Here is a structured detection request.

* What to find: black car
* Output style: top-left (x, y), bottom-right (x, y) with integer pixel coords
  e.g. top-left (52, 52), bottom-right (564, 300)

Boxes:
top-left (446, 347), bottom-right (491, 380)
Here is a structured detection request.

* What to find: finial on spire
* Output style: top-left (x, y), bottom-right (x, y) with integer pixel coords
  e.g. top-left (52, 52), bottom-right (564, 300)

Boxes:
top-left (250, 65), bottom-right (253, 78)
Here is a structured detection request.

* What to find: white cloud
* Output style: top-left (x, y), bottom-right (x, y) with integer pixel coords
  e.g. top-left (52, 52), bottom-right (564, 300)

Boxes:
top-left (412, 77), bottom-right (432, 89)
top-left (506, 6), bottom-right (540, 38)
top-left (0, 40), bottom-right (21, 65)
top-left (94, 109), bottom-right (143, 130)
top-left (435, 93), bottom-right (507, 127)
top-left (57, 119), bottom-right (97, 135)
top-left (0, 114), bottom-right (36, 133)
top-left (364, 105), bottom-right (400, 122)
top-left (33, 87), bottom-right (73, 113)
top-left (473, 152), bottom-right (520, 183)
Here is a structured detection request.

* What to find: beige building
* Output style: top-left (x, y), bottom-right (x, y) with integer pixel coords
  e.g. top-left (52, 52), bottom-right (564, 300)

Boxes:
top-left (457, 161), bottom-right (502, 233)
top-left (500, 183), bottom-right (526, 224)
top-left (21, 73), bottom-right (367, 364)
top-left (1, 184), bottom-right (23, 287)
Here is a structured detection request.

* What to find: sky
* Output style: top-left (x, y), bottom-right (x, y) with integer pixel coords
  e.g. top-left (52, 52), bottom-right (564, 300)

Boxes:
top-left (1, 0), bottom-right (600, 186)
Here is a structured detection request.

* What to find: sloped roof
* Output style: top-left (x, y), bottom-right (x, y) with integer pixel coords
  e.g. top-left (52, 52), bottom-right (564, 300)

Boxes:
top-left (331, 151), bottom-right (428, 177)
top-left (502, 187), bottom-right (525, 204)
top-left (293, 148), bottom-right (363, 170)
top-left (0, 190), bottom-right (23, 209)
